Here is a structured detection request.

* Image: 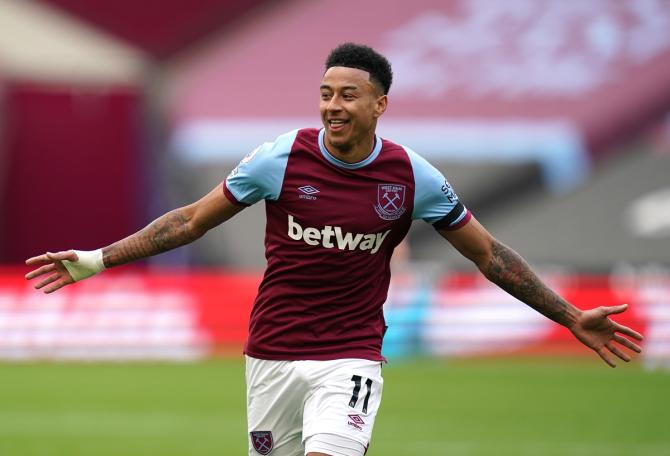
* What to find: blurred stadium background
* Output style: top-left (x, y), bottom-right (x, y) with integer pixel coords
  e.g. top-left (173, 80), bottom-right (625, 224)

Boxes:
top-left (0, 0), bottom-right (669, 454)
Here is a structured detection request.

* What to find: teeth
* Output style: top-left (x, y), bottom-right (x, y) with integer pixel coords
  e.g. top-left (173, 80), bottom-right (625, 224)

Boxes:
top-left (329, 120), bottom-right (345, 125)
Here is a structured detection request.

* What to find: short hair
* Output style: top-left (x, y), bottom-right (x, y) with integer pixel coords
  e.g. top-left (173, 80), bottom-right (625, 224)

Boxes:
top-left (325, 43), bottom-right (393, 95)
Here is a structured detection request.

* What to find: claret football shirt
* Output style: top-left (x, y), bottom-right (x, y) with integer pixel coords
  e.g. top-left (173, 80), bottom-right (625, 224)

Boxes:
top-left (224, 128), bottom-right (470, 361)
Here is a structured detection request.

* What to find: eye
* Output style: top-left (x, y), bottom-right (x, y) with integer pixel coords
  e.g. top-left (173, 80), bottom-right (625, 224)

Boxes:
top-left (343, 93), bottom-right (355, 100)
top-left (321, 93), bottom-right (332, 100)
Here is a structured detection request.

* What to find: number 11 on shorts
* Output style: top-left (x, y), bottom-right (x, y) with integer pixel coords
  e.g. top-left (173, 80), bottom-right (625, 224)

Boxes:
top-left (349, 375), bottom-right (373, 413)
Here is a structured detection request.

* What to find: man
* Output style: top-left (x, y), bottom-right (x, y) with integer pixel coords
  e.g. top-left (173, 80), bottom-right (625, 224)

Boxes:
top-left (25, 43), bottom-right (643, 456)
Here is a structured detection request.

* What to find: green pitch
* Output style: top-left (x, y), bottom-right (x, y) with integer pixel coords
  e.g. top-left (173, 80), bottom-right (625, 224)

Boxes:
top-left (0, 358), bottom-right (668, 456)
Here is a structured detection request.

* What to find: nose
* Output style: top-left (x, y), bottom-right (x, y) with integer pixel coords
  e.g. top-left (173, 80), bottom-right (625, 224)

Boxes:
top-left (326, 95), bottom-right (342, 112)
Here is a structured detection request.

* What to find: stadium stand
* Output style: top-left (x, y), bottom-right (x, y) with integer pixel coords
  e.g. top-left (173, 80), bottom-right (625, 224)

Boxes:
top-left (0, 0), bottom-right (667, 365)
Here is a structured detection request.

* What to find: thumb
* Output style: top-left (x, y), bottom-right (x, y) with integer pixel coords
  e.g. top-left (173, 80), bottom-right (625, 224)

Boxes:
top-left (602, 303), bottom-right (628, 316)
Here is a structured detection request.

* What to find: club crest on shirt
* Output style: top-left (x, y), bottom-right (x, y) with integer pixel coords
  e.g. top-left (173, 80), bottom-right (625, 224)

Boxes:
top-left (374, 184), bottom-right (406, 220)
top-left (250, 431), bottom-right (274, 455)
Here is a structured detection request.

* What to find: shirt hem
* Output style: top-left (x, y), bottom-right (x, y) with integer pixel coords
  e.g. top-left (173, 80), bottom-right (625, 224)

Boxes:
top-left (244, 348), bottom-right (385, 362)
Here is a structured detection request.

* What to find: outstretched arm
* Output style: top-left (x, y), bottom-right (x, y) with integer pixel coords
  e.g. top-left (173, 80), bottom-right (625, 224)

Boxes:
top-left (101, 185), bottom-right (242, 267)
top-left (26, 184), bottom-right (243, 293)
top-left (439, 216), bottom-right (643, 367)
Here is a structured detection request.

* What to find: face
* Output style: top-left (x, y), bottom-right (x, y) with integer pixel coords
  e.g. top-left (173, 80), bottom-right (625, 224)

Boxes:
top-left (320, 66), bottom-right (387, 155)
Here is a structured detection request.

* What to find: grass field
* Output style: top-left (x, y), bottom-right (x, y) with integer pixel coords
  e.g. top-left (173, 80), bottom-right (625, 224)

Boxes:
top-left (0, 358), bottom-right (668, 456)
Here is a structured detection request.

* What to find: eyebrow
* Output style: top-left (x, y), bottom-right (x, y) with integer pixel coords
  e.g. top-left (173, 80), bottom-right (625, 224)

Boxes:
top-left (320, 84), bottom-right (360, 91)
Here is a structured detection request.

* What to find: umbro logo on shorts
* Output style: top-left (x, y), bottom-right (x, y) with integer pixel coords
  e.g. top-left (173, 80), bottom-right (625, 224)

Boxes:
top-left (287, 215), bottom-right (390, 254)
top-left (250, 431), bottom-right (274, 455)
top-left (347, 414), bottom-right (365, 431)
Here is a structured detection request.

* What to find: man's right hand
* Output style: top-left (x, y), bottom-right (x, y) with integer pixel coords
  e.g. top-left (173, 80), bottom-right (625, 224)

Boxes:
top-left (25, 250), bottom-right (78, 293)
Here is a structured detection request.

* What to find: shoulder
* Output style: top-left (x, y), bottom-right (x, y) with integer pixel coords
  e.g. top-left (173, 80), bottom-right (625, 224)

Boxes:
top-left (225, 129), bottom-right (306, 204)
top-left (263, 129), bottom-right (303, 155)
top-left (379, 136), bottom-right (409, 156)
top-left (378, 138), bottom-right (441, 179)
top-left (243, 128), bottom-right (307, 167)
top-left (255, 128), bottom-right (321, 157)
top-left (294, 127), bottom-right (320, 142)
top-left (400, 144), bottom-right (437, 173)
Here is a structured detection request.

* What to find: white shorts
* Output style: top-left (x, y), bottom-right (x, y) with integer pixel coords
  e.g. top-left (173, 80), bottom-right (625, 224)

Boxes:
top-left (246, 356), bottom-right (384, 456)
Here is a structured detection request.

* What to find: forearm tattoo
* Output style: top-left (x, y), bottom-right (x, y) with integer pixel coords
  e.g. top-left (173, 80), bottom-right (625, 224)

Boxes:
top-left (102, 209), bottom-right (197, 268)
top-left (481, 240), bottom-right (579, 328)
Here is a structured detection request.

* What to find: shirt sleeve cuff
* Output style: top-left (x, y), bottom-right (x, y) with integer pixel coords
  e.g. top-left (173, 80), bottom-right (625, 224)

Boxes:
top-left (223, 181), bottom-right (251, 207)
top-left (433, 203), bottom-right (472, 230)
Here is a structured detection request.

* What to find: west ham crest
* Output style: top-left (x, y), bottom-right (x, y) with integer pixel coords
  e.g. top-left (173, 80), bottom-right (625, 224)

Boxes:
top-left (374, 184), bottom-right (406, 220)
top-left (250, 431), bottom-right (274, 455)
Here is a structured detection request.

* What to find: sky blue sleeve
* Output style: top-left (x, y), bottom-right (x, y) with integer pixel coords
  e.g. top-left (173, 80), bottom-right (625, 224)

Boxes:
top-left (224, 129), bottom-right (298, 205)
top-left (405, 146), bottom-right (469, 228)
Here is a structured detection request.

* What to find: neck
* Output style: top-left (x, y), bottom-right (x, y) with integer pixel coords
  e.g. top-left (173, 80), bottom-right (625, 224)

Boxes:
top-left (325, 131), bottom-right (377, 164)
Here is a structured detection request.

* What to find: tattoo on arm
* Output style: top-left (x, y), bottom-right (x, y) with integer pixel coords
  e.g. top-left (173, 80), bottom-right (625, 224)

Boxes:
top-left (481, 239), bottom-right (579, 328)
top-left (102, 209), bottom-right (200, 268)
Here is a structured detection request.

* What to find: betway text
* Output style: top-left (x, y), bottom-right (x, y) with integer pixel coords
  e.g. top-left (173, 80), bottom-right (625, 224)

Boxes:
top-left (288, 215), bottom-right (390, 254)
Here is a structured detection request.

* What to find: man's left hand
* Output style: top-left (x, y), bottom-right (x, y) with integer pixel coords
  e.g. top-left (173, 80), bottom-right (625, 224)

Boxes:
top-left (569, 304), bottom-right (643, 367)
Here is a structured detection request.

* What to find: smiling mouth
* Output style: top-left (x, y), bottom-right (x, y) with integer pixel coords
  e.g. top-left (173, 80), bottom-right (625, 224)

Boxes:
top-left (328, 119), bottom-right (348, 132)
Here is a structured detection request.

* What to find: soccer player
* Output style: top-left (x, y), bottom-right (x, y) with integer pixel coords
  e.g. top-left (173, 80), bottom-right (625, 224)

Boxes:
top-left (25, 43), bottom-right (643, 456)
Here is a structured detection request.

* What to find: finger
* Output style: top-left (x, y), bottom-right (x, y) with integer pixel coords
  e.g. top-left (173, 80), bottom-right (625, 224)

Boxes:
top-left (614, 334), bottom-right (642, 353)
top-left (46, 251), bottom-right (78, 262)
top-left (25, 263), bottom-right (57, 280)
top-left (614, 323), bottom-right (643, 341)
top-left (607, 342), bottom-right (631, 362)
top-left (596, 347), bottom-right (616, 368)
top-left (44, 279), bottom-right (70, 294)
top-left (25, 254), bottom-right (51, 266)
top-left (602, 304), bottom-right (629, 316)
top-left (34, 273), bottom-right (61, 290)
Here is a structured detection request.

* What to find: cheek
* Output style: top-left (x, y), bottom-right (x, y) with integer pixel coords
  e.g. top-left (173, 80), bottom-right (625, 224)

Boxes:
top-left (357, 106), bottom-right (376, 123)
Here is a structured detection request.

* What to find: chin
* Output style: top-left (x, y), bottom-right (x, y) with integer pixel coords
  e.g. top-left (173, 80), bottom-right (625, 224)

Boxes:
top-left (329, 138), bottom-right (352, 152)
top-left (325, 132), bottom-right (349, 148)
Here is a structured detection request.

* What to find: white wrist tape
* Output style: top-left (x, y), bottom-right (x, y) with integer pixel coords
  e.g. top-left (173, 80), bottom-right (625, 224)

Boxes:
top-left (62, 249), bottom-right (106, 282)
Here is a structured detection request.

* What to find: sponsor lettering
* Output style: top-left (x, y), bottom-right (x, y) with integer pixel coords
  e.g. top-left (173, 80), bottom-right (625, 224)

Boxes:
top-left (228, 146), bottom-right (260, 179)
top-left (288, 215), bottom-right (390, 254)
top-left (441, 180), bottom-right (455, 203)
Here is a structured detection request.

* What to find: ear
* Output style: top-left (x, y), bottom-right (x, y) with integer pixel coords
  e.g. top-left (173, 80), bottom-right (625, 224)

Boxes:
top-left (373, 94), bottom-right (388, 118)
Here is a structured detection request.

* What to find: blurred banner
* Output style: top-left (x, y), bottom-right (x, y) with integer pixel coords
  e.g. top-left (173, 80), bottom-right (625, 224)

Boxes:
top-left (1, 268), bottom-right (665, 368)
top-left (0, 84), bottom-right (144, 263)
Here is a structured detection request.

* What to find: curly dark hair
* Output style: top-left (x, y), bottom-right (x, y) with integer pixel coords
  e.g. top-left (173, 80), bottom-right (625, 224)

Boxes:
top-left (325, 43), bottom-right (393, 95)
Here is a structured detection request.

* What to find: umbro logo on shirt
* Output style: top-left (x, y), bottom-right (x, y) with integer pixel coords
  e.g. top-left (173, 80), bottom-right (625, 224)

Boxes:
top-left (298, 185), bottom-right (319, 200)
